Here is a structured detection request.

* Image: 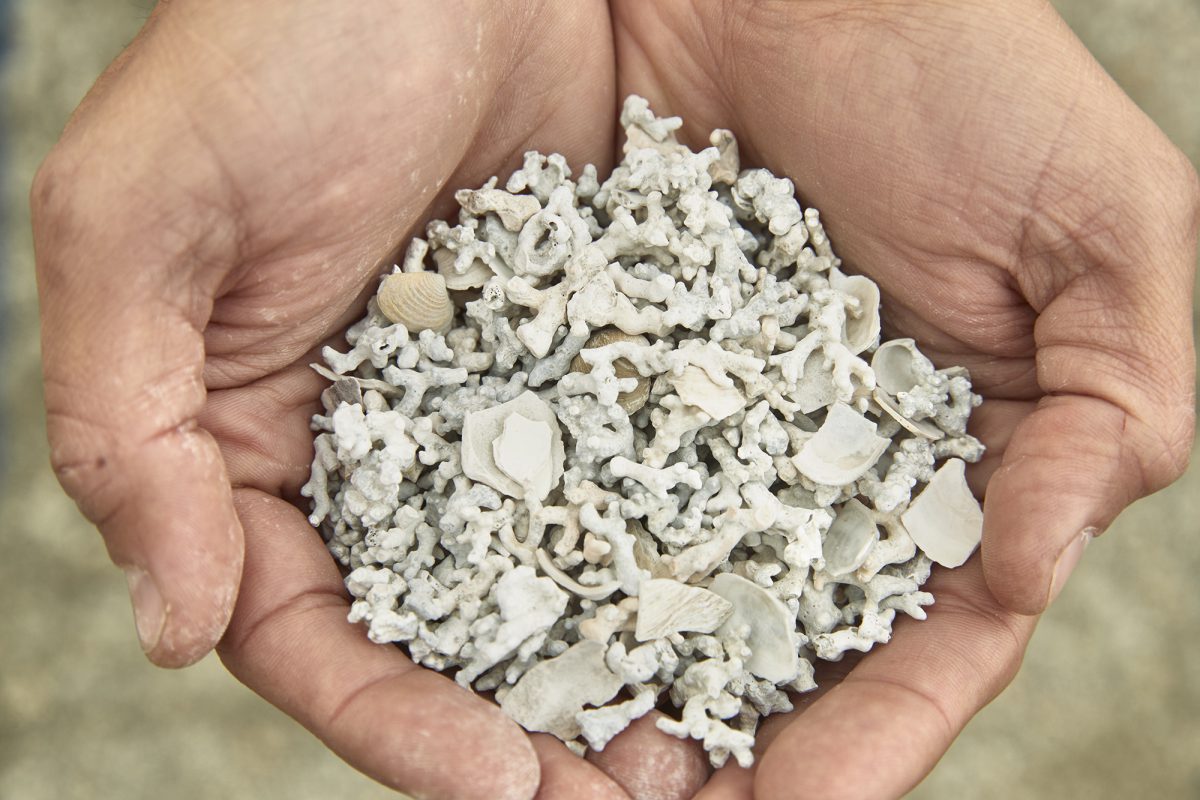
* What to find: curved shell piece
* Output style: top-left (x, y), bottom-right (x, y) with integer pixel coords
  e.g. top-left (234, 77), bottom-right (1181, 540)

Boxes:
top-left (873, 389), bottom-right (944, 440)
top-left (830, 269), bottom-right (881, 354)
top-left (710, 573), bottom-right (800, 683)
top-left (792, 403), bottom-right (890, 486)
top-left (871, 338), bottom-right (928, 396)
top-left (670, 365), bottom-right (747, 421)
top-left (433, 249), bottom-right (494, 291)
top-left (377, 272), bottom-right (454, 334)
top-left (823, 498), bottom-right (879, 576)
top-left (572, 329), bottom-right (652, 414)
top-left (900, 458), bottom-right (982, 568)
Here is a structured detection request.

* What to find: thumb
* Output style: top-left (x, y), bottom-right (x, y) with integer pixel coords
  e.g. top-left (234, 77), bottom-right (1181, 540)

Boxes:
top-left (32, 41), bottom-right (244, 668)
top-left (983, 164), bottom-right (1199, 615)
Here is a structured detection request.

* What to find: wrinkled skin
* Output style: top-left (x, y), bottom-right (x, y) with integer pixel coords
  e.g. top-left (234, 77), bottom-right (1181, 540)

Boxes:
top-left (31, 1), bottom-right (1197, 798)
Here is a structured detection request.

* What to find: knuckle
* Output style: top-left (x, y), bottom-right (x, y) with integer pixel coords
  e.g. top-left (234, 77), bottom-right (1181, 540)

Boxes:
top-left (29, 146), bottom-right (78, 228)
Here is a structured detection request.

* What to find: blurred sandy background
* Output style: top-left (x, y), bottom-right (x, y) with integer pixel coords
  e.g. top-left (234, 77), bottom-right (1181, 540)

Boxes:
top-left (1, 1), bottom-right (1197, 798)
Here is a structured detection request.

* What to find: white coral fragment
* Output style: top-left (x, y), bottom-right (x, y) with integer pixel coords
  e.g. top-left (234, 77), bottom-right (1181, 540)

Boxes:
top-left (900, 458), bottom-right (983, 568)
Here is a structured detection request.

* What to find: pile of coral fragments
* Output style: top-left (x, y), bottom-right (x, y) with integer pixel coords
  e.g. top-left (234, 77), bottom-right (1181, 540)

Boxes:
top-left (303, 97), bottom-right (984, 768)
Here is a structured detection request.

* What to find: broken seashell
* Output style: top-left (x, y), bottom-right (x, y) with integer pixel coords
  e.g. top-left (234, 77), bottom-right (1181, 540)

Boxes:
top-left (792, 403), bottom-right (890, 486)
top-left (433, 249), bottom-right (495, 291)
top-left (871, 338), bottom-right (926, 396)
top-left (571, 329), bottom-right (652, 414)
top-left (900, 458), bottom-right (982, 568)
top-left (493, 413), bottom-right (554, 490)
top-left (634, 578), bottom-right (734, 641)
top-left (500, 640), bottom-right (624, 741)
top-left (822, 498), bottom-right (879, 576)
top-left (461, 391), bottom-right (564, 500)
top-left (830, 269), bottom-right (881, 354)
top-left (670, 365), bottom-right (747, 421)
top-left (377, 271), bottom-right (454, 334)
top-left (536, 549), bottom-right (622, 601)
top-left (710, 573), bottom-right (799, 683)
top-left (874, 389), bottom-right (944, 440)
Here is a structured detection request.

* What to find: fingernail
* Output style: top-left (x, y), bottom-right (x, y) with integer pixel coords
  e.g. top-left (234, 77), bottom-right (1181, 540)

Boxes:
top-left (123, 567), bottom-right (166, 653)
top-left (1048, 529), bottom-right (1094, 605)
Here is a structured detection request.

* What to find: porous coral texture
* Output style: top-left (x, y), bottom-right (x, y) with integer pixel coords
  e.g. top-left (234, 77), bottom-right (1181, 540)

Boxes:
top-left (303, 96), bottom-right (985, 768)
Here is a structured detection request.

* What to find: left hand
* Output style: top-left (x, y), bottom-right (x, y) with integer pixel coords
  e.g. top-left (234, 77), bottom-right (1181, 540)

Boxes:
top-left (611, 0), bottom-right (1198, 796)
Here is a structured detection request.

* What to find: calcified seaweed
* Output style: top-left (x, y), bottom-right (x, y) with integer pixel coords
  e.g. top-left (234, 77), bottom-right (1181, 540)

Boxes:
top-left (302, 97), bottom-right (984, 768)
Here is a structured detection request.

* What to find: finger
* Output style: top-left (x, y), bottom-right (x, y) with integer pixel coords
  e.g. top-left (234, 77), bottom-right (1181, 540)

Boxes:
top-left (585, 710), bottom-right (710, 800)
top-left (985, 215), bottom-right (1198, 614)
top-left (692, 657), bottom-right (861, 799)
top-left (218, 489), bottom-right (541, 800)
top-left (753, 560), bottom-right (1036, 800)
top-left (964, 398), bottom-right (1036, 496)
top-left (200, 359), bottom-right (326, 499)
top-left (31, 4), bottom-right (252, 667)
top-left (33, 176), bottom-right (242, 667)
top-left (530, 736), bottom-right (630, 800)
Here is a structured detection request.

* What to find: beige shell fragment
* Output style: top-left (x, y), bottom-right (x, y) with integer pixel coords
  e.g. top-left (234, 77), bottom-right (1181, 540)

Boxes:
top-left (634, 578), bottom-right (734, 641)
top-left (830, 270), bottom-right (881, 354)
top-left (433, 249), bottom-right (495, 291)
top-left (462, 391), bottom-right (564, 500)
top-left (874, 389), bottom-right (944, 440)
top-left (571, 329), bottom-right (652, 414)
top-left (499, 640), bottom-right (624, 741)
top-left (670, 365), bottom-right (747, 421)
top-left (792, 403), bottom-right (890, 486)
top-left (823, 498), bottom-right (880, 576)
top-left (900, 458), bottom-right (982, 568)
top-left (377, 272), bottom-right (454, 334)
top-left (710, 573), bottom-right (799, 683)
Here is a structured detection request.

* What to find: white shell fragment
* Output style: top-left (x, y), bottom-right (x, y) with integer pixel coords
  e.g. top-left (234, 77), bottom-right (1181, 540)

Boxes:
top-left (670, 366), bottom-right (747, 421)
top-left (823, 498), bottom-right (879, 577)
top-left (500, 640), bottom-right (624, 740)
top-left (635, 579), bottom-right (734, 641)
top-left (303, 96), bottom-right (985, 768)
top-left (710, 573), bottom-right (800, 683)
top-left (462, 391), bottom-right (564, 501)
top-left (793, 403), bottom-right (891, 486)
top-left (900, 458), bottom-right (983, 568)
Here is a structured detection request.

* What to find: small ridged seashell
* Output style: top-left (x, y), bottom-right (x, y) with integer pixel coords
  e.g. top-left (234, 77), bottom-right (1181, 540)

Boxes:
top-left (377, 272), bottom-right (454, 334)
top-left (571, 330), bottom-right (652, 414)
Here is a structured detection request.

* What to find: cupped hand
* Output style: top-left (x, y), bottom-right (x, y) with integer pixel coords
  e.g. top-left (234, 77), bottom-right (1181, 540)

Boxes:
top-left (613, 0), bottom-right (1197, 797)
top-left (33, 0), bottom-right (1197, 798)
top-left (33, 2), bottom-right (707, 798)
